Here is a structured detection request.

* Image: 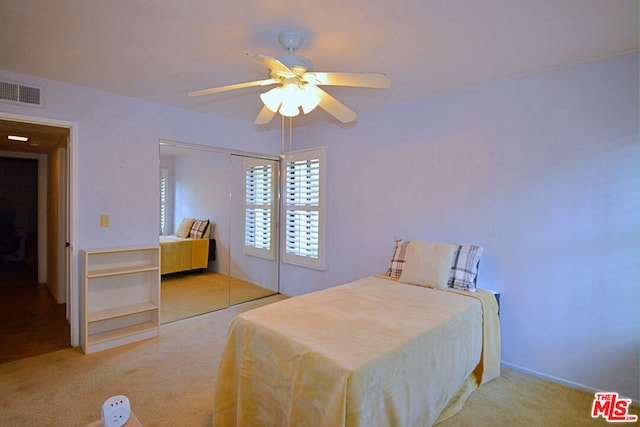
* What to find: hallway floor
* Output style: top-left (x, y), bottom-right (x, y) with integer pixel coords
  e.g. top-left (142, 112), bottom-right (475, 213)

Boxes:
top-left (0, 261), bottom-right (70, 364)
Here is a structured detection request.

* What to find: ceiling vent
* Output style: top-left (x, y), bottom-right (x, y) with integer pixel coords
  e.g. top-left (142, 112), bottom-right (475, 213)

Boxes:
top-left (0, 80), bottom-right (44, 108)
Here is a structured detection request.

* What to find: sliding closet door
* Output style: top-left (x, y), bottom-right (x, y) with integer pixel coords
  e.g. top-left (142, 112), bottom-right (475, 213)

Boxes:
top-left (228, 154), bottom-right (279, 305)
top-left (159, 145), bottom-right (231, 323)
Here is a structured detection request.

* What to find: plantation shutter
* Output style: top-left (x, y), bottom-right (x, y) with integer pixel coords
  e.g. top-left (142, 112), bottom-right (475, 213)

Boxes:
top-left (244, 158), bottom-right (276, 260)
top-left (283, 148), bottom-right (325, 270)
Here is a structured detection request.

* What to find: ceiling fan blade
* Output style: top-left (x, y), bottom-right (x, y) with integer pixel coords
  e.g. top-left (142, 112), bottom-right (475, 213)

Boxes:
top-left (188, 78), bottom-right (278, 97)
top-left (303, 72), bottom-right (390, 88)
top-left (307, 86), bottom-right (357, 123)
top-left (254, 105), bottom-right (277, 125)
top-left (247, 53), bottom-right (294, 77)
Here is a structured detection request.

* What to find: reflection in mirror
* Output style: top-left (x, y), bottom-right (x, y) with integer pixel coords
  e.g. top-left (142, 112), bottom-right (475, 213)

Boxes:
top-left (159, 143), bottom-right (231, 323)
top-left (158, 142), bottom-right (279, 324)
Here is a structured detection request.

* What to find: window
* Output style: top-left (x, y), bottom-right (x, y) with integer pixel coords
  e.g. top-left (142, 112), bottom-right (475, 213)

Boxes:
top-left (160, 167), bottom-right (169, 235)
top-left (243, 158), bottom-right (277, 260)
top-left (283, 147), bottom-right (325, 270)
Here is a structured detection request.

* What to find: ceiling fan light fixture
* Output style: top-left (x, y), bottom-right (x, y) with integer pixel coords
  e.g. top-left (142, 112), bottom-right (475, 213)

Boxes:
top-left (278, 101), bottom-right (301, 117)
top-left (299, 84), bottom-right (321, 114)
top-left (260, 87), bottom-right (283, 113)
top-left (260, 81), bottom-right (320, 117)
top-left (274, 83), bottom-right (302, 117)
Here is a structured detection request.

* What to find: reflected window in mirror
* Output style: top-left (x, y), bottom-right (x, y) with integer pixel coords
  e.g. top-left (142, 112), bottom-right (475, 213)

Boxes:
top-left (160, 167), bottom-right (169, 235)
top-left (243, 158), bottom-right (277, 260)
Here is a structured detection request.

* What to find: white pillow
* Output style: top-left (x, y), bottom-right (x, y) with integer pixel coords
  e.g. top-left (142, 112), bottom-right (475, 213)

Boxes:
top-left (175, 217), bottom-right (195, 238)
top-left (399, 241), bottom-right (459, 290)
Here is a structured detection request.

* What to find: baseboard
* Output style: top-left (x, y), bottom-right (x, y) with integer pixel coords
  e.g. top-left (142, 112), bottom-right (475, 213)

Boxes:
top-left (500, 362), bottom-right (639, 407)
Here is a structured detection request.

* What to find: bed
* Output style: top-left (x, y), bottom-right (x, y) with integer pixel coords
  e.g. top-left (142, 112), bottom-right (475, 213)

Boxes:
top-left (159, 235), bottom-right (211, 275)
top-left (160, 217), bottom-right (214, 275)
top-left (213, 241), bottom-right (500, 427)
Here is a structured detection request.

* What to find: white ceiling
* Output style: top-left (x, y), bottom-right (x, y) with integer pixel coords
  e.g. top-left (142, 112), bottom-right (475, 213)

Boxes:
top-left (0, 0), bottom-right (638, 130)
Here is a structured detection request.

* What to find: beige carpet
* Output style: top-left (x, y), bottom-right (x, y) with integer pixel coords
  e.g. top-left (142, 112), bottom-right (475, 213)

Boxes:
top-left (160, 271), bottom-right (276, 324)
top-left (1, 294), bottom-right (636, 426)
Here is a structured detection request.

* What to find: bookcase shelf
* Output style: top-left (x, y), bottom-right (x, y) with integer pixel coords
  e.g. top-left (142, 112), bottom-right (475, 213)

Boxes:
top-left (87, 264), bottom-right (158, 278)
top-left (82, 246), bottom-right (160, 354)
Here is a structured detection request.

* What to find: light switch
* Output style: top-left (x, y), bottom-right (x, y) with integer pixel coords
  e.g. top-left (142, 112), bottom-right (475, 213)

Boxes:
top-left (100, 214), bottom-right (110, 228)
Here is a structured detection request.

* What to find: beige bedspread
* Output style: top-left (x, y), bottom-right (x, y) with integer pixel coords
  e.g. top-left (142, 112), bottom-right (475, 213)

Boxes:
top-left (159, 236), bottom-right (209, 275)
top-left (213, 275), bottom-right (500, 427)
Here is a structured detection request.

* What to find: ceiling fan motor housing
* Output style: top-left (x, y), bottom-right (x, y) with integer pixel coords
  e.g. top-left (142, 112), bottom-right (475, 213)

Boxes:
top-left (277, 31), bottom-right (313, 73)
top-left (278, 31), bottom-right (303, 52)
top-left (277, 54), bottom-right (313, 73)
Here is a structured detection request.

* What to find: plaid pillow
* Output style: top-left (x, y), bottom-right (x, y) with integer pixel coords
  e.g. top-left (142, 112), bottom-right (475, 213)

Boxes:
top-left (189, 219), bottom-right (209, 239)
top-left (385, 239), bottom-right (410, 278)
top-left (448, 245), bottom-right (483, 291)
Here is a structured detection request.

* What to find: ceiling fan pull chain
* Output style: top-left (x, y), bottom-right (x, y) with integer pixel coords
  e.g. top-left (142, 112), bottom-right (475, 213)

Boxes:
top-left (281, 115), bottom-right (285, 159)
top-left (289, 116), bottom-right (293, 156)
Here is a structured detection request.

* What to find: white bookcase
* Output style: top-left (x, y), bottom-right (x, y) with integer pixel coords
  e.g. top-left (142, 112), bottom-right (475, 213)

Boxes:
top-left (82, 246), bottom-right (160, 354)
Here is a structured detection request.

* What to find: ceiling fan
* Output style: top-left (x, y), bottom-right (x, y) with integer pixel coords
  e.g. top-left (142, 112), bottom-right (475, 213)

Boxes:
top-left (188, 31), bottom-right (391, 125)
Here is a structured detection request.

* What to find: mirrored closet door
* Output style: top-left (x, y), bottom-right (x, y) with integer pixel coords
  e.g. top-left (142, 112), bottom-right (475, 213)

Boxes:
top-left (229, 154), bottom-right (279, 305)
top-left (159, 142), bottom-right (279, 324)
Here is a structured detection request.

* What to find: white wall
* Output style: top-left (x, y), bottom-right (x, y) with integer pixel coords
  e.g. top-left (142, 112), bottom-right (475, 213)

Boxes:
top-left (282, 52), bottom-right (639, 401)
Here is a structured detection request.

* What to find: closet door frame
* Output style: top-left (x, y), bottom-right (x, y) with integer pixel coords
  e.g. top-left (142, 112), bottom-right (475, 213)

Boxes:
top-left (159, 139), bottom-right (281, 309)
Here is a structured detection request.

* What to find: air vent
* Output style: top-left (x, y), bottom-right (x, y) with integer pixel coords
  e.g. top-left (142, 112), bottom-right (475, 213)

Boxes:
top-left (0, 80), bottom-right (44, 108)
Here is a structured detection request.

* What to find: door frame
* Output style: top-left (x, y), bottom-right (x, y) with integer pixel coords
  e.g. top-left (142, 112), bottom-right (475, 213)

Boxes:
top-left (0, 111), bottom-right (80, 347)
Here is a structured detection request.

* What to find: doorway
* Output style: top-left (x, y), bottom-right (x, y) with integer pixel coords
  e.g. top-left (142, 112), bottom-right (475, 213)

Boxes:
top-left (0, 117), bottom-right (73, 362)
